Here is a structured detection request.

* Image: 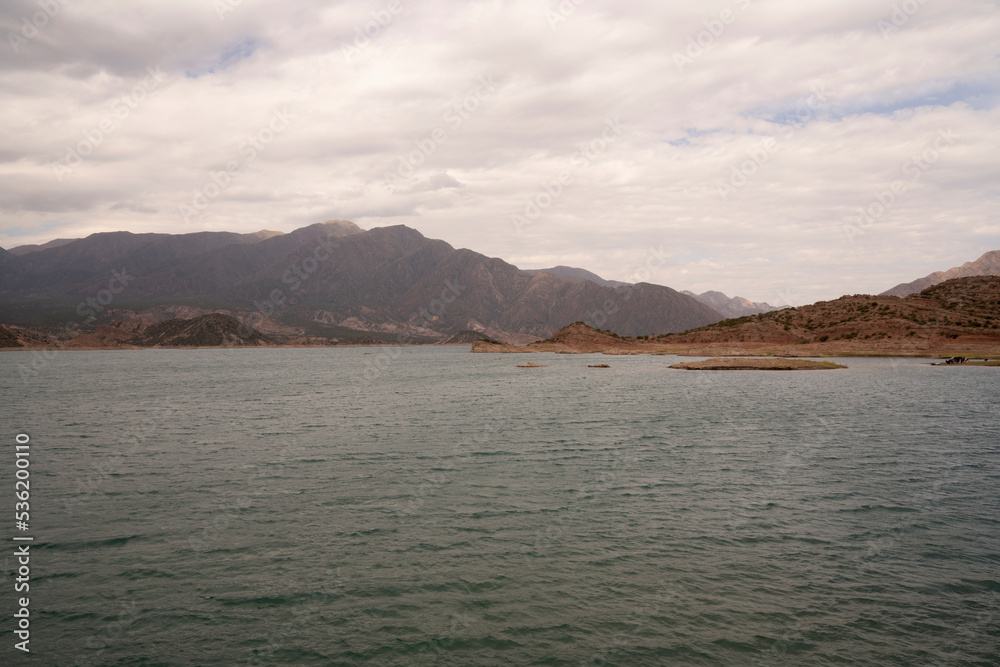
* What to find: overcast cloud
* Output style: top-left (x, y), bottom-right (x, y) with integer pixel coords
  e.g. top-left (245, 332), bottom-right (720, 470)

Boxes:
top-left (1, 0), bottom-right (998, 304)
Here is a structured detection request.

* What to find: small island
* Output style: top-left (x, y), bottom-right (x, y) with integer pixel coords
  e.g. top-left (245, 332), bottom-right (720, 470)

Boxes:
top-left (669, 358), bottom-right (847, 371)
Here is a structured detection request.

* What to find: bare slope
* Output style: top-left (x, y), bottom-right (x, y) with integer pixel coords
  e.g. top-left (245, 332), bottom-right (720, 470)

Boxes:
top-left (1, 222), bottom-right (723, 340)
top-left (667, 276), bottom-right (1000, 355)
top-left (126, 313), bottom-right (272, 347)
top-left (474, 277), bottom-right (1000, 357)
top-left (882, 250), bottom-right (1000, 297)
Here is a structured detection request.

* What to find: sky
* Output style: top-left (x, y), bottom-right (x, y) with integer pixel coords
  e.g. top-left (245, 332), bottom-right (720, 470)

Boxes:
top-left (1, 0), bottom-right (998, 306)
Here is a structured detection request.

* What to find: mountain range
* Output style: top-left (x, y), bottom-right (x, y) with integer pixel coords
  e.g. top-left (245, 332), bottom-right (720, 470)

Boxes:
top-left (680, 290), bottom-right (783, 319)
top-left (881, 250), bottom-right (1000, 297)
top-left (0, 221), bottom-right (725, 341)
top-left (6, 238), bottom-right (82, 256)
top-left (5, 222), bottom-right (993, 345)
top-left (523, 266), bottom-right (631, 288)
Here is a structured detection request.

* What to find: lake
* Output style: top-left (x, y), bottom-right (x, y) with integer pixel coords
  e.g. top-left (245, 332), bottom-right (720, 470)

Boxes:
top-left (1, 347), bottom-right (997, 665)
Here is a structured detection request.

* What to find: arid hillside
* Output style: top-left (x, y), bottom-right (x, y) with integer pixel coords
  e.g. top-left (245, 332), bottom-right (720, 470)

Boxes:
top-left (473, 322), bottom-right (647, 354)
top-left (474, 277), bottom-right (1000, 357)
top-left (1, 314), bottom-right (272, 349)
top-left (882, 250), bottom-right (1000, 297)
top-left (670, 276), bottom-right (999, 347)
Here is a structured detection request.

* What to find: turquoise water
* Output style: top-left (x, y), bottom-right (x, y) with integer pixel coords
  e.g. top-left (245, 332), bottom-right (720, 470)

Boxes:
top-left (1, 348), bottom-right (998, 665)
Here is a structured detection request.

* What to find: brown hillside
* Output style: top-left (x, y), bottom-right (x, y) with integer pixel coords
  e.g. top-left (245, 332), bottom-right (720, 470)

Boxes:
top-left (0, 314), bottom-right (273, 350)
top-left (0, 324), bottom-right (52, 349)
top-left (125, 313), bottom-right (272, 347)
top-left (0, 325), bottom-right (23, 348)
top-left (664, 276), bottom-right (1000, 356)
top-left (473, 322), bottom-right (648, 354)
top-left (527, 323), bottom-right (646, 353)
top-left (473, 277), bottom-right (1000, 358)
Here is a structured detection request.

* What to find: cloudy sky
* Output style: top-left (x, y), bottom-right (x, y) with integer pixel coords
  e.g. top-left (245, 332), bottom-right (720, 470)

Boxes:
top-left (1, 0), bottom-right (998, 305)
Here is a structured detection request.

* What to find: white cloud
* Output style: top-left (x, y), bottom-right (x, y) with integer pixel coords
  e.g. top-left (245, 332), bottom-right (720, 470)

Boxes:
top-left (1, 0), bottom-right (998, 304)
